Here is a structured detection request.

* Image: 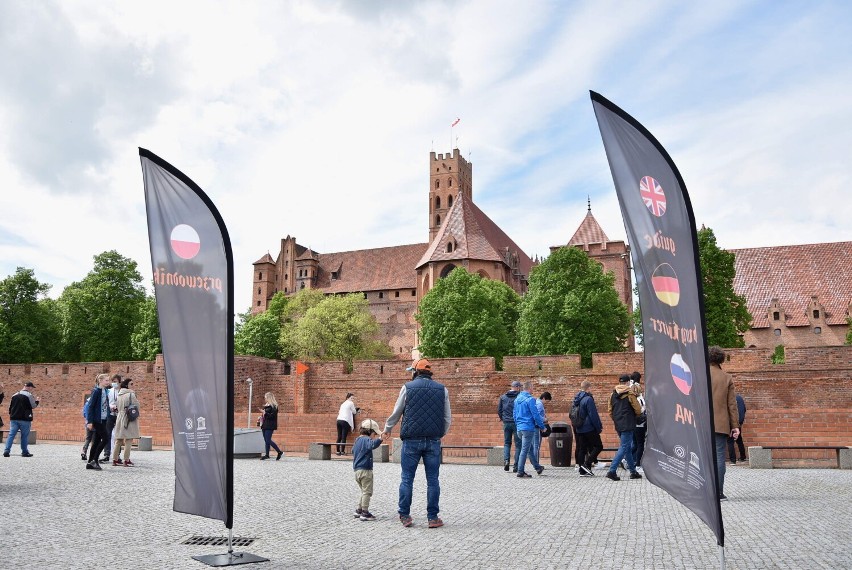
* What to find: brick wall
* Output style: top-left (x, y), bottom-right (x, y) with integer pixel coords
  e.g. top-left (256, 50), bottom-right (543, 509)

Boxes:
top-left (4, 347), bottom-right (850, 461)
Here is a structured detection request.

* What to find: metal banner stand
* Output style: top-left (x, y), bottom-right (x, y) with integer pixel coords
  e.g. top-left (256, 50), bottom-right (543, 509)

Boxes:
top-left (192, 528), bottom-right (268, 567)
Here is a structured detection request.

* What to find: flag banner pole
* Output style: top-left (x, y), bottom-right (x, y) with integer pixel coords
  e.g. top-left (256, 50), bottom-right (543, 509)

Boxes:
top-left (590, 92), bottom-right (724, 547)
top-left (139, 148), bottom-right (267, 566)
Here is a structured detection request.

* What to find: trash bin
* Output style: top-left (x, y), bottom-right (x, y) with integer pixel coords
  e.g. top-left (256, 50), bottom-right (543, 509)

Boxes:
top-left (548, 421), bottom-right (573, 467)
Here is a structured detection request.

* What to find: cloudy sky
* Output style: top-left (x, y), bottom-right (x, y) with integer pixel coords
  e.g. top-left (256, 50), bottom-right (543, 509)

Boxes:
top-left (2, 0), bottom-right (851, 310)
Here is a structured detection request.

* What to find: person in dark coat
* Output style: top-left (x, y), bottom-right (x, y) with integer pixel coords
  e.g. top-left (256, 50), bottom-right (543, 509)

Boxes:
top-left (260, 392), bottom-right (283, 460)
top-left (3, 381), bottom-right (38, 458)
top-left (605, 374), bottom-right (643, 481)
top-left (85, 374), bottom-right (112, 470)
top-left (573, 380), bottom-right (604, 477)
top-left (727, 394), bottom-right (747, 463)
top-left (497, 380), bottom-right (522, 472)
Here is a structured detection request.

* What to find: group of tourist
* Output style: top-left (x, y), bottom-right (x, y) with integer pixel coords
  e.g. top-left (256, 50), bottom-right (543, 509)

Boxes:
top-left (81, 373), bottom-right (141, 470)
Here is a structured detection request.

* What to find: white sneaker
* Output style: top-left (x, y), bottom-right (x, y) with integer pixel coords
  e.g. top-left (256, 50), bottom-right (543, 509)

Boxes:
top-left (594, 462), bottom-right (608, 470)
top-left (636, 466), bottom-right (644, 474)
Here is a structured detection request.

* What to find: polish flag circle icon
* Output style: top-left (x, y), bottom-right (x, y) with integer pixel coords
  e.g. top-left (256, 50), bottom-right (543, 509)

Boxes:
top-left (170, 224), bottom-right (201, 259)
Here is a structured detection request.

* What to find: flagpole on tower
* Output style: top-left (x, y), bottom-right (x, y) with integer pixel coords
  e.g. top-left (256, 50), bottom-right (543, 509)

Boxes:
top-left (451, 117), bottom-right (460, 151)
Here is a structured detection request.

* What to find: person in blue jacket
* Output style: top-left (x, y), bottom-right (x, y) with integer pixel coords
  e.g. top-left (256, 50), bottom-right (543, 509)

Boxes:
top-left (85, 374), bottom-right (112, 471)
top-left (512, 381), bottom-right (545, 478)
top-left (573, 380), bottom-right (604, 477)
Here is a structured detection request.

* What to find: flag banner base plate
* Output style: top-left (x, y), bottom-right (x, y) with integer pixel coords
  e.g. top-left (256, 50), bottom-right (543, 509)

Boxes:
top-left (192, 552), bottom-right (269, 566)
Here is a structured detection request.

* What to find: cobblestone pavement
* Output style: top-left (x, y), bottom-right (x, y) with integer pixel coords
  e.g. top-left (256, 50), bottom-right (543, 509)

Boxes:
top-left (1, 443), bottom-right (850, 569)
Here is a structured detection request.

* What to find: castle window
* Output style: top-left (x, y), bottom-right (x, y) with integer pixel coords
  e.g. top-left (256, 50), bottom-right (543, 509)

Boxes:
top-left (331, 271), bottom-right (338, 280)
top-left (436, 214), bottom-right (441, 225)
top-left (446, 242), bottom-right (454, 253)
top-left (814, 326), bottom-right (822, 334)
top-left (448, 195), bottom-right (453, 207)
top-left (257, 301), bottom-right (261, 306)
top-left (435, 196), bottom-right (441, 209)
top-left (285, 287), bottom-right (288, 293)
top-left (411, 290), bottom-right (416, 296)
top-left (395, 291), bottom-right (400, 298)
top-left (813, 310), bottom-right (820, 319)
top-left (774, 329), bottom-right (781, 336)
top-left (773, 311), bottom-right (780, 320)
top-left (379, 292), bottom-right (384, 299)
top-left (257, 288), bottom-right (261, 294)
top-left (435, 180), bottom-right (440, 189)
top-left (448, 177), bottom-right (453, 187)
top-left (258, 272), bottom-right (262, 279)
top-left (300, 282), bottom-right (305, 290)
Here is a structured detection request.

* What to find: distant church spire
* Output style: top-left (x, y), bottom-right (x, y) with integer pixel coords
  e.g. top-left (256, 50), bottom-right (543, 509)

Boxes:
top-left (587, 195), bottom-right (591, 212)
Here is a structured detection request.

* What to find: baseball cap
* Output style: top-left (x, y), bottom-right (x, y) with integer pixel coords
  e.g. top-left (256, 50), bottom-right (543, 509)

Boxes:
top-left (24, 381), bottom-right (36, 388)
top-left (405, 358), bottom-right (431, 372)
top-left (360, 419), bottom-right (381, 433)
top-left (511, 381), bottom-right (522, 388)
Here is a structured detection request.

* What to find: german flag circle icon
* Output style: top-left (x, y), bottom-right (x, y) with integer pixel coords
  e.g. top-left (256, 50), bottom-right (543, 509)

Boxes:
top-left (170, 224), bottom-right (201, 260)
top-left (652, 263), bottom-right (680, 307)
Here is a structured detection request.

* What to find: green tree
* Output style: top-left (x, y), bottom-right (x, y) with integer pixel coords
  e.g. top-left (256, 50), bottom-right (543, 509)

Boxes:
top-left (516, 247), bottom-right (631, 367)
top-left (284, 292), bottom-right (392, 368)
top-left (846, 317), bottom-right (851, 345)
top-left (59, 250), bottom-right (146, 361)
top-left (279, 289), bottom-right (325, 360)
top-left (697, 227), bottom-right (752, 347)
top-left (415, 268), bottom-right (520, 367)
top-left (235, 309), bottom-right (282, 359)
top-left (130, 295), bottom-right (161, 360)
top-left (0, 267), bottom-right (62, 363)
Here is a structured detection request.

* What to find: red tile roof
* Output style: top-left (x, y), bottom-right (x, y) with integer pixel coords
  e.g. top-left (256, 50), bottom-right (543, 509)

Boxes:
top-left (416, 191), bottom-right (534, 277)
top-left (732, 242), bottom-right (852, 328)
top-left (314, 243), bottom-right (429, 293)
top-left (253, 253), bottom-right (274, 264)
top-left (568, 209), bottom-right (611, 246)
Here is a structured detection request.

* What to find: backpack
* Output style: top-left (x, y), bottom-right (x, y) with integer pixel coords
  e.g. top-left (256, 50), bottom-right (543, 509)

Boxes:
top-left (82, 397), bottom-right (90, 418)
top-left (569, 395), bottom-right (587, 429)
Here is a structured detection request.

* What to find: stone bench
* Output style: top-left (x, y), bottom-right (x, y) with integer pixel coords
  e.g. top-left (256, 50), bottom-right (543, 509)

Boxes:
top-left (137, 436), bottom-right (153, 451)
top-left (309, 442), bottom-right (389, 463)
top-left (0, 430), bottom-right (37, 445)
top-left (748, 446), bottom-right (851, 469)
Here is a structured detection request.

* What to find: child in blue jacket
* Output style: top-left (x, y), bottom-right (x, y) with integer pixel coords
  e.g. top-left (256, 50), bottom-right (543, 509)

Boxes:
top-left (352, 419), bottom-right (383, 521)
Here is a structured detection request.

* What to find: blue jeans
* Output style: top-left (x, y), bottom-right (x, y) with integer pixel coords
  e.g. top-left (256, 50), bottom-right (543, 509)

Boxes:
top-left (503, 421), bottom-right (521, 465)
top-left (4, 420), bottom-right (31, 454)
top-left (715, 433), bottom-right (728, 495)
top-left (262, 429), bottom-right (281, 456)
top-left (532, 430), bottom-right (541, 465)
top-left (517, 430), bottom-right (542, 474)
top-left (608, 430), bottom-right (636, 474)
top-left (399, 438), bottom-right (441, 520)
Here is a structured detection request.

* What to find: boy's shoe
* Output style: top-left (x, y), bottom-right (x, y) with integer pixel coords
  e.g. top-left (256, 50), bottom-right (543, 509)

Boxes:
top-left (605, 471), bottom-right (620, 481)
top-left (124, 460), bottom-right (134, 467)
top-left (535, 465), bottom-right (545, 475)
top-left (359, 511), bottom-right (376, 521)
top-left (516, 472), bottom-right (532, 478)
top-left (578, 466), bottom-right (594, 477)
top-left (504, 460), bottom-right (510, 472)
top-left (354, 508), bottom-right (363, 519)
top-left (428, 518), bottom-right (444, 528)
top-left (629, 471), bottom-right (643, 480)
top-left (399, 515), bottom-right (413, 527)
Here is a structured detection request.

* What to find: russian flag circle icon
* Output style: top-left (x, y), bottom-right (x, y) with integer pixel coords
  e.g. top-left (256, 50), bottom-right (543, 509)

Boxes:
top-left (670, 353), bottom-right (693, 396)
top-left (170, 224), bottom-right (201, 260)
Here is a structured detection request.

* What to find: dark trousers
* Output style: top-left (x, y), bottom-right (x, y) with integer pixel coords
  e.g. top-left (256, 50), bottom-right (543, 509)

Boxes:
top-left (575, 431), bottom-right (603, 469)
top-left (336, 420), bottom-right (351, 454)
top-left (502, 421), bottom-right (521, 466)
top-left (633, 425), bottom-right (647, 466)
top-left (727, 431), bottom-right (746, 462)
top-left (103, 414), bottom-right (117, 457)
top-left (82, 427), bottom-right (94, 452)
top-left (88, 421), bottom-right (109, 463)
top-left (262, 429), bottom-right (281, 456)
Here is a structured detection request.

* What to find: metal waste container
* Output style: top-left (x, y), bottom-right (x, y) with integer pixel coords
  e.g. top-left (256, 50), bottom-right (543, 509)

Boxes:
top-left (548, 421), bottom-right (573, 467)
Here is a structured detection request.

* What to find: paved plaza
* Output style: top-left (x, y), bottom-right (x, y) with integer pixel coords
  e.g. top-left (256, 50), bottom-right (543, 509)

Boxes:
top-left (1, 443), bottom-right (850, 569)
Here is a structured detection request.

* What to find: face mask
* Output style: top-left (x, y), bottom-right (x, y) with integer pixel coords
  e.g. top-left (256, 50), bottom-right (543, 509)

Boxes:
top-left (112, 383), bottom-right (119, 389)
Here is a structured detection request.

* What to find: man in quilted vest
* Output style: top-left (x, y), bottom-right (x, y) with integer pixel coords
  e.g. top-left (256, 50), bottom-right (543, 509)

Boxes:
top-left (382, 358), bottom-right (452, 529)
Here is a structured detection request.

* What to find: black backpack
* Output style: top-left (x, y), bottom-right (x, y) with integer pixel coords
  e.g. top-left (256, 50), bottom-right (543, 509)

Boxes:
top-left (569, 395), bottom-right (587, 428)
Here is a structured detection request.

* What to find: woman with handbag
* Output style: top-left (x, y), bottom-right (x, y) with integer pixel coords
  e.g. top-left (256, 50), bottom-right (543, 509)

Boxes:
top-left (112, 377), bottom-right (141, 466)
top-left (259, 392), bottom-right (283, 460)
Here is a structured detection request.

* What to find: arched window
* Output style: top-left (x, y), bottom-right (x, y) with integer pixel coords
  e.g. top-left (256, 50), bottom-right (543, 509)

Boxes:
top-left (448, 177), bottom-right (453, 187)
top-left (436, 214), bottom-right (441, 226)
top-left (440, 263), bottom-right (456, 278)
top-left (435, 179), bottom-right (440, 189)
top-left (435, 196), bottom-right (441, 209)
top-left (446, 242), bottom-right (453, 253)
top-left (448, 195), bottom-right (453, 207)
top-left (258, 272), bottom-right (263, 279)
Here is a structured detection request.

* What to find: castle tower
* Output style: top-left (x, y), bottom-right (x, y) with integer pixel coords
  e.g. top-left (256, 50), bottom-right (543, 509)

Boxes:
top-left (252, 253), bottom-right (276, 314)
top-left (429, 149), bottom-right (472, 242)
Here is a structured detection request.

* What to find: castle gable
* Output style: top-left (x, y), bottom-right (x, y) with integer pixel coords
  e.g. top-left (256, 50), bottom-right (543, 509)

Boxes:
top-left (416, 192), bottom-right (533, 277)
top-left (733, 242), bottom-right (852, 328)
top-left (568, 209), bottom-right (611, 246)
